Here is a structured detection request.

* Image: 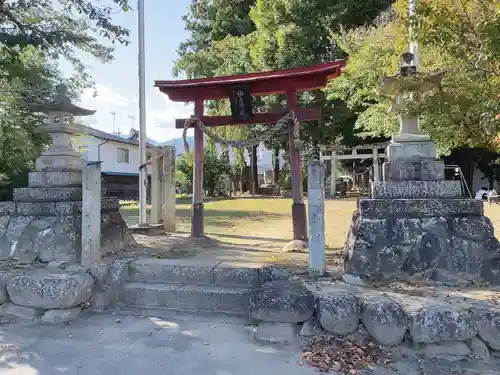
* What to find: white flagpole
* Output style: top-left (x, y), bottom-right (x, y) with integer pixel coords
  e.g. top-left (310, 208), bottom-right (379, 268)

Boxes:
top-left (138, 0), bottom-right (147, 225)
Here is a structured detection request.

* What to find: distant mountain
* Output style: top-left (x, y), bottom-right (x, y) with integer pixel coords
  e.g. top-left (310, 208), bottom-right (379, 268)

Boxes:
top-left (162, 136), bottom-right (193, 157)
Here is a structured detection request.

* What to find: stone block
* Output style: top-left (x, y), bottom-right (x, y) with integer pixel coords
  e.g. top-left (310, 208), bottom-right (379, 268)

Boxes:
top-left (35, 154), bottom-right (85, 172)
top-left (29, 171), bottom-right (82, 187)
top-left (383, 160), bottom-right (445, 181)
top-left (386, 141), bottom-right (437, 161)
top-left (408, 305), bottom-right (477, 343)
top-left (175, 284), bottom-right (251, 314)
top-left (0, 302), bottom-right (44, 320)
top-left (41, 306), bottom-right (82, 323)
top-left (6, 270), bottom-right (94, 309)
top-left (0, 203), bottom-right (15, 216)
top-left (120, 282), bottom-right (178, 308)
top-left (13, 187), bottom-right (82, 202)
top-left (423, 341), bottom-right (471, 362)
top-left (468, 337), bottom-right (490, 361)
top-left (120, 282), bottom-right (251, 315)
top-left (254, 322), bottom-right (297, 344)
top-left (213, 262), bottom-right (261, 287)
top-left (129, 258), bottom-right (216, 284)
top-left (358, 198), bottom-right (483, 218)
top-left (16, 202), bottom-right (57, 216)
top-left (361, 295), bottom-right (408, 346)
top-left (318, 290), bottom-right (360, 335)
top-left (371, 180), bottom-right (462, 199)
top-left (299, 316), bottom-right (322, 337)
top-left (470, 305), bottom-right (500, 351)
top-left (250, 280), bottom-right (315, 323)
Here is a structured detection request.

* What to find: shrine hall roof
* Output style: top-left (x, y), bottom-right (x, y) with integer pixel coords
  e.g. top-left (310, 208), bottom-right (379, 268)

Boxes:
top-left (155, 60), bottom-right (345, 102)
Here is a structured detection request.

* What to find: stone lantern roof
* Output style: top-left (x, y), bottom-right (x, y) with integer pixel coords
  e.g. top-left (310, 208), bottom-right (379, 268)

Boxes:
top-left (27, 84), bottom-right (96, 116)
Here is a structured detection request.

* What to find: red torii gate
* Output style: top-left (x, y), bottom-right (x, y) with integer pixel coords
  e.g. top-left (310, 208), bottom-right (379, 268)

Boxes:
top-left (155, 60), bottom-right (345, 239)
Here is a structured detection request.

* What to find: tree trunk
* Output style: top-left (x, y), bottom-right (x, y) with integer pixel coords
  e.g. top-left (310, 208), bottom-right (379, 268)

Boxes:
top-left (252, 145), bottom-right (258, 195)
top-left (273, 147), bottom-right (280, 185)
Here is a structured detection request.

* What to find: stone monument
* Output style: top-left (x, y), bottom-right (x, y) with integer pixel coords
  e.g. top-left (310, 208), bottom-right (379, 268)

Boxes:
top-left (0, 85), bottom-right (136, 264)
top-left (343, 52), bottom-right (500, 284)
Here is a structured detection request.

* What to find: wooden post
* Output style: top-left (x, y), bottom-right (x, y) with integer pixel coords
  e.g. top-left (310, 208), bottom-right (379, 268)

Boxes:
top-left (150, 147), bottom-right (163, 225)
top-left (330, 151), bottom-right (337, 198)
top-left (163, 145), bottom-right (176, 232)
top-left (287, 90), bottom-right (307, 241)
top-left (192, 100), bottom-right (204, 237)
top-left (372, 147), bottom-right (380, 181)
top-left (308, 160), bottom-right (325, 276)
top-left (82, 161), bottom-right (102, 265)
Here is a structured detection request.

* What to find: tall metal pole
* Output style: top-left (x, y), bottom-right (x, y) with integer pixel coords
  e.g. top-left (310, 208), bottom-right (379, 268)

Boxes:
top-left (137, 0), bottom-right (147, 225)
top-left (409, 0), bottom-right (420, 70)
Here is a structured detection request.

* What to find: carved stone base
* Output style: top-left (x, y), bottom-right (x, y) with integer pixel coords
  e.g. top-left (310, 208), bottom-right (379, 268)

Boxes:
top-left (0, 198), bottom-right (136, 264)
top-left (343, 198), bottom-right (500, 284)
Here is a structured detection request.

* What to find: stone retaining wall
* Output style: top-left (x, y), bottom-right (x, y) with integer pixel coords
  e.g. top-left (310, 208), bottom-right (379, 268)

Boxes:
top-left (251, 279), bottom-right (500, 362)
top-left (0, 259), bottom-right (132, 323)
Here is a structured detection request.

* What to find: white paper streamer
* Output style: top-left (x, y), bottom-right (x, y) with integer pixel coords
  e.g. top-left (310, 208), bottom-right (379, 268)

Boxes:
top-left (215, 143), bottom-right (222, 159)
top-left (228, 146), bottom-right (236, 166)
top-left (243, 148), bottom-right (250, 165)
top-left (258, 142), bottom-right (265, 160)
top-left (279, 149), bottom-right (286, 169)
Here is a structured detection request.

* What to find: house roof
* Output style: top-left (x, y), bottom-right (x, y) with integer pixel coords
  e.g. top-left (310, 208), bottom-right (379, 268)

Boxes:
top-left (83, 126), bottom-right (156, 147)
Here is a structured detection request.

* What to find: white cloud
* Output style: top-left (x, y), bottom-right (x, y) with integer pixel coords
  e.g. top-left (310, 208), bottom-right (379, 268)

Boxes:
top-left (146, 90), bottom-right (194, 142)
top-left (80, 84), bottom-right (130, 108)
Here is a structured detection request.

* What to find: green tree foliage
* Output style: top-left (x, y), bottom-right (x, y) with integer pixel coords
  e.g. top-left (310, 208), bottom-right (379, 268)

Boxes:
top-left (327, 0), bottom-right (500, 152)
top-left (0, 0), bottom-right (130, 86)
top-left (177, 150), bottom-right (232, 197)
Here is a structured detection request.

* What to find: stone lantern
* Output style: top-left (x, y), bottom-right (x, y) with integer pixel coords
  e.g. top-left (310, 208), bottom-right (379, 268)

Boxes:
top-left (28, 84), bottom-right (95, 174)
top-left (0, 84), bottom-right (136, 265)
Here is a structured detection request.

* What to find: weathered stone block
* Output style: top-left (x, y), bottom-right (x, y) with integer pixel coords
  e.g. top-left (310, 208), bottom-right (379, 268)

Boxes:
top-left (0, 202), bottom-right (15, 216)
top-left (213, 262), bottom-right (261, 287)
top-left (423, 341), bottom-right (471, 362)
top-left (386, 141), bottom-right (437, 161)
top-left (358, 198), bottom-right (483, 218)
top-left (13, 187), bottom-right (82, 202)
top-left (371, 180), bottom-right (462, 199)
top-left (318, 291), bottom-right (359, 335)
top-left (299, 316), bottom-right (322, 337)
top-left (254, 322), bottom-right (297, 344)
top-left (468, 337), bottom-right (490, 361)
top-left (6, 270), bottom-right (94, 309)
top-left (250, 280), bottom-right (315, 323)
top-left (452, 216), bottom-right (495, 242)
top-left (16, 202), bottom-right (57, 216)
top-left (361, 295), bottom-right (408, 346)
top-left (129, 258), bottom-right (215, 284)
top-left (41, 306), bottom-right (82, 323)
top-left (470, 305), bottom-right (500, 351)
top-left (383, 160), bottom-right (445, 181)
top-left (0, 302), bottom-right (44, 320)
top-left (29, 171), bottom-right (82, 187)
top-left (408, 305), bottom-right (477, 343)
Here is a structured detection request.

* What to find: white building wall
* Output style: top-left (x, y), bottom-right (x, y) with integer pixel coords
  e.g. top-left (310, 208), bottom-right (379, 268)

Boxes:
top-left (74, 134), bottom-right (152, 175)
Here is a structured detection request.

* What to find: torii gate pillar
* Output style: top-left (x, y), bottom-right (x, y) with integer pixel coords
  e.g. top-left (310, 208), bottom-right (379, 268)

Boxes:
top-left (287, 90), bottom-right (307, 241)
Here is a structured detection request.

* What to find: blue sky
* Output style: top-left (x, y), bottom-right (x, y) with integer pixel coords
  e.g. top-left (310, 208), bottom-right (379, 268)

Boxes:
top-left (70, 0), bottom-right (195, 142)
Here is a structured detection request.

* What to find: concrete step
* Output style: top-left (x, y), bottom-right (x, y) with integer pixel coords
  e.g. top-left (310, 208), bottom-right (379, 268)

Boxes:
top-left (129, 258), bottom-right (262, 287)
top-left (119, 282), bottom-right (252, 316)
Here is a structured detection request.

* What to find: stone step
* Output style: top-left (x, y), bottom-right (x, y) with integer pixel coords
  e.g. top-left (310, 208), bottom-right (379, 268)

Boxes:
top-left (358, 198), bottom-right (483, 218)
top-left (29, 171), bottom-right (82, 187)
top-left (119, 282), bottom-right (252, 315)
top-left (371, 180), bottom-right (463, 199)
top-left (129, 258), bottom-right (262, 287)
top-left (13, 187), bottom-right (82, 202)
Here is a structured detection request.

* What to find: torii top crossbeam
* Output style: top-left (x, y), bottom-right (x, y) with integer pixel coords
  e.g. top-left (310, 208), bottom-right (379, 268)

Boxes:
top-left (155, 60), bottom-right (345, 102)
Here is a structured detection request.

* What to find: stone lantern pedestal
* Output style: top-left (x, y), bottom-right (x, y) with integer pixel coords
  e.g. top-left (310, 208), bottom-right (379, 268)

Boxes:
top-left (0, 85), bottom-right (136, 264)
top-left (342, 60), bottom-right (500, 284)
